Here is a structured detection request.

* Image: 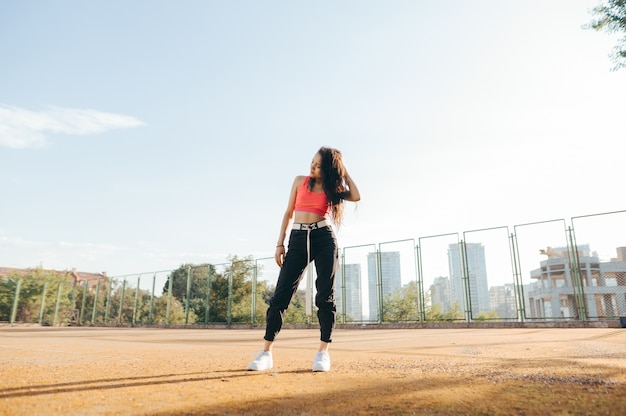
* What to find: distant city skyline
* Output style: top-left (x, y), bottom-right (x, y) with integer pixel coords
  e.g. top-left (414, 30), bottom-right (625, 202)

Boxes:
top-left (5, 242), bottom-right (624, 322)
top-left (334, 242), bottom-right (626, 322)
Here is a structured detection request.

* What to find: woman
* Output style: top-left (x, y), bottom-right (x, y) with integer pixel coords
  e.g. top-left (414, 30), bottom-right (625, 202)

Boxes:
top-left (248, 146), bottom-right (360, 372)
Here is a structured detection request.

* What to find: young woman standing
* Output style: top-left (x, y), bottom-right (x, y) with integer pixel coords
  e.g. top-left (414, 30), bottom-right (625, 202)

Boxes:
top-left (248, 146), bottom-right (360, 372)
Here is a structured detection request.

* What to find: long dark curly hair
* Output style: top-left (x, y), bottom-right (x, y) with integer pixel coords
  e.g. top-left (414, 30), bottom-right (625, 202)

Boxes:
top-left (308, 146), bottom-right (349, 227)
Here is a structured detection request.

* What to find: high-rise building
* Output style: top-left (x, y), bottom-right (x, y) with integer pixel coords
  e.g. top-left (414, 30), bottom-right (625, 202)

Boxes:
top-left (448, 243), bottom-right (490, 315)
top-left (489, 284), bottom-right (517, 319)
top-left (335, 263), bottom-right (362, 321)
top-left (527, 245), bottom-right (626, 319)
top-left (367, 251), bottom-right (401, 321)
top-left (430, 276), bottom-right (452, 312)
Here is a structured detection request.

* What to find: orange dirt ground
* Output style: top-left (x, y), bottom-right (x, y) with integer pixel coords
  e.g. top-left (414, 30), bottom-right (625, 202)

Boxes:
top-left (1, 326), bottom-right (626, 415)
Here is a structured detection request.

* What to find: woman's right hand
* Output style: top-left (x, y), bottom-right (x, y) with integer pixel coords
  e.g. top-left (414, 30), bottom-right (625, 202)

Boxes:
top-left (275, 245), bottom-right (286, 268)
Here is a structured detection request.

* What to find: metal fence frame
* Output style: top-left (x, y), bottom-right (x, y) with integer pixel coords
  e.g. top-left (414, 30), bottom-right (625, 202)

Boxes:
top-left (2, 210), bottom-right (625, 326)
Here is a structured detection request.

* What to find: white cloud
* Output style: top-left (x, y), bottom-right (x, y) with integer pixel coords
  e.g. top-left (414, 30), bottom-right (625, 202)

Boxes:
top-left (0, 233), bottom-right (226, 276)
top-left (0, 233), bottom-right (126, 271)
top-left (0, 104), bottom-right (144, 149)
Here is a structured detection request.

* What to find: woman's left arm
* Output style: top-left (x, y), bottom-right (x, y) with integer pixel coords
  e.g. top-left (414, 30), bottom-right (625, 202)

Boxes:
top-left (343, 172), bottom-right (361, 202)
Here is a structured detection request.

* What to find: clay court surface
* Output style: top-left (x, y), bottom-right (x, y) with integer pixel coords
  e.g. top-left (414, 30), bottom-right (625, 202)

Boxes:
top-left (2, 326), bottom-right (626, 415)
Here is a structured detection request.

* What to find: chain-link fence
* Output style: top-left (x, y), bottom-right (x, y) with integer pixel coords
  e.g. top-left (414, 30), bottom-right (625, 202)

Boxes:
top-left (2, 211), bottom-right (625, 326)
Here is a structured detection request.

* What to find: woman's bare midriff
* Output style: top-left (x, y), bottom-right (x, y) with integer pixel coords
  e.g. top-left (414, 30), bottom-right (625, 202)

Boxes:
top-left (293, 211), bottom-right (327, 224)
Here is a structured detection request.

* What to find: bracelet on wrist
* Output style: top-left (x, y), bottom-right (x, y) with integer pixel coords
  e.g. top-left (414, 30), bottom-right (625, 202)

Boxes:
top-left (276, 244), bottom-right (284, 247)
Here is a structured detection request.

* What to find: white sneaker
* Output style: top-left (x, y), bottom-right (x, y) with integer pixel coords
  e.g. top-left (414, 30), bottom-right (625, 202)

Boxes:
top-left (312, 351), bottom-right (331, 372)
top-left (247, 351), bottom-right (273, 371)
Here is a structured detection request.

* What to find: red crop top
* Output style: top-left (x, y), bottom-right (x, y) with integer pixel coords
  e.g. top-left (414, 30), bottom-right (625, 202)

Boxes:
top-left (294, 176), bottom-right (329, 216)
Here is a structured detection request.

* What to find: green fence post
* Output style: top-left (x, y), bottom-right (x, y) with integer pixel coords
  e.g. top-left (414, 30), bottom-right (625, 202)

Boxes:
top-left (339, 252), bottom-right (346, 324)
top-left (166, 273), bottom-right (173, 325)
top-left (79, 280), bottom-right (88, 325)
top-left (53, 281), bottom-right (63, 326)
top-left (91, 278), bottom-right (101, 324)
top-left (205, 268), bottom-right (211, 324)
top-left (149, 272), bottom-right (156, 324)
top-left (415, 244), bottom-right (426, 322)
top-left (376, 249), bottom-right (383, 323)
top-left (133, 275), bottom-right (141, 325)
top-left (105, 278), bottom-right (113, 324)
top-left (10, 277), bottom-right (22, 324)
top-left (459, 240), bottom-right (472, 322)
top-left (252, 262), bottom-right (258, 324)
top-left (70, 281), bottom-right (77, 312)
top-left (227, 265), bottom-right (233, 325)
top-left (118, 278), bottom-right (127, 325)
top-left (509, 232), bottom-right (525, 322)
top-left (38, 281), bottom-right (48, 325)
top-left (184, 266), bottom-right (192, 325)
top-left (567, 226), bottom-right (587, 321)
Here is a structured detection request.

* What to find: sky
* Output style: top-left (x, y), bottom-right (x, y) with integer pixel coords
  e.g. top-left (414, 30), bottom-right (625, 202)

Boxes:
top-left (1, 0), bottom-right (625, 281)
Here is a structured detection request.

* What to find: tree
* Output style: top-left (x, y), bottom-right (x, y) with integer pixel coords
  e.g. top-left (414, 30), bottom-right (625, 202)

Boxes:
top-left (163, 263), bottom-right (214, 323)
top-left (162, 255), bottom-right (272, 324)
top-left (426, 301), bottom-right (463, 322)
top-left (224, 256), bottom-right (264, 323)
top-left (383, 281), bottom-right (420, 322)
top-left (94, 275), bottom-right (188, 325)
top-left (473, 310), bottom-right (499, 321)
top-left (260, 283), bottom-right (311, 324)
top-left (283, 288), bottom-right (313, 324)
top-left (0, 269), bottom-right (73, 325)
top-left (587, 0), bottom-right (626, 70)
top-left (148, 295), bottom-right (188, 324)
top-left (382, 282), bottom-right (467, 322)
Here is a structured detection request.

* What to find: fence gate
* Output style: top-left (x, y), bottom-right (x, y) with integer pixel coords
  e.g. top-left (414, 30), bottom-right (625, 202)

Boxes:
top-left (570, 210), bottom-right (626, 320)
